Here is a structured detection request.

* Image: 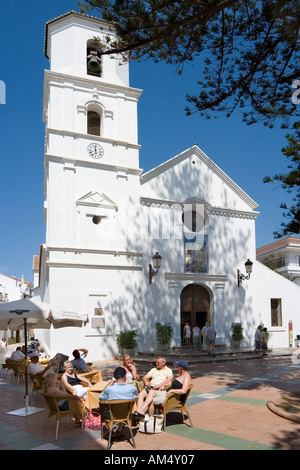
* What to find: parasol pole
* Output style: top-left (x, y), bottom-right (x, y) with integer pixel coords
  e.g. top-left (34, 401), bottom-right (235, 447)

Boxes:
top-left (8, 308), bottom-right (36, 416)
top-left (24, 317), bottom-right (29, 411)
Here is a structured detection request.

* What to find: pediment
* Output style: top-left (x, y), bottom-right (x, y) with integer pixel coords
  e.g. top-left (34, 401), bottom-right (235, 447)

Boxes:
top-left (76, 191), bottom-right (117, 210)
top-left (140, 145), bottom-right (258, 212)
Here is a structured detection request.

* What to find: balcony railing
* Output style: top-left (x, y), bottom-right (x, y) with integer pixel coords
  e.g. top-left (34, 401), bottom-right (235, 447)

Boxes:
top-left (265, 257), bottom-right (286, 270)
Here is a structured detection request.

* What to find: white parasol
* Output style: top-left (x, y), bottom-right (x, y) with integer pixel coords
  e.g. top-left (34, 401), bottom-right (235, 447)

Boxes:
top-left (0, 297), bottom-right (88, 416)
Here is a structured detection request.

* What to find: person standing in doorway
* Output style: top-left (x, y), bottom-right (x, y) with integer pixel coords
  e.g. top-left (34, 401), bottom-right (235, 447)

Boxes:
top-left (183, 322), bottom-right (192, 346)
top-left (201, 322), bottom-right (209, 351)
top-left (192, 325), bottom-right (201, 348)
top-left (206, 325), bottom-right (216, 358)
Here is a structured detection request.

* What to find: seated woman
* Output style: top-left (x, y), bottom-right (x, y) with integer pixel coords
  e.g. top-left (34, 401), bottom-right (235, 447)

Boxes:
top-left (43, 373), bottom-right (81, 426)
top-left (105, 355), bottom-right (138, 387)
top-left (61, 361), bottom-right (92, 398)
top-left (134, 360), bottom-right (191, 418)
top-left (122, 354), bottom-right (138, 381)
top-left (43, 373), bottom-right (69, 409)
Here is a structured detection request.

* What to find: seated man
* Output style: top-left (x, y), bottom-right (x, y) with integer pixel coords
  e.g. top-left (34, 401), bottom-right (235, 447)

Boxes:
top-left (71, 349), bottom-right (89, 372)
top-left (134, 357), bottom-right (173, 418)
top-left (99, 367), bottom-right (138, 401)
top-left (99, 366), bottom-right (138, 436)
top-left (27, 352), bottom-right (55, 382)
top-left (10, 347), bottom-right (25, 360)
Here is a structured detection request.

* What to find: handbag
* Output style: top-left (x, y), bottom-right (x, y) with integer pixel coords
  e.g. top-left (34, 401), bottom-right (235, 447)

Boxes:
top-left (85, 410), bottom-right (102, 430)
top-left (58, 399), bottom-right (69, 411)
top-left (139, 414), bottom-right (163, 434)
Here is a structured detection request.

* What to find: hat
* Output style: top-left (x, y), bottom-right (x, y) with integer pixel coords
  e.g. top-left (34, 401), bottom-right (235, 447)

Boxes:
top-left (114, 366), bottom-right (126, 379)
top-left (29, 352), bottom-right (40, 358)
top-left (174, 360), bottom-right (189, 370)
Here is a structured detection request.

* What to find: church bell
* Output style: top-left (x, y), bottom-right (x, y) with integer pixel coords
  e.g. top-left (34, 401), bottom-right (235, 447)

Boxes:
top-left (87, 51), bottom-right (101, 73)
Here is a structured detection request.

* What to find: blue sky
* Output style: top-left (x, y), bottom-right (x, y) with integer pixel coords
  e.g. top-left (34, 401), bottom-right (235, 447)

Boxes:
top-left (0, 1), bottom-right (297, 283)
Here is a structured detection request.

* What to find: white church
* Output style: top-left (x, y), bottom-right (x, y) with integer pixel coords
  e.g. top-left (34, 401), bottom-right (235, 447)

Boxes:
top-left (33, 11), bottom-right (300, 360)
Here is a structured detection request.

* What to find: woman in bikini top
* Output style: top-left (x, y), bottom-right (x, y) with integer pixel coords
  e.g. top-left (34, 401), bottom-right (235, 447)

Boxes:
top-left (167, 378), bottom-right (184, 391)
top-left (67, 374), bottom-right (82, 386)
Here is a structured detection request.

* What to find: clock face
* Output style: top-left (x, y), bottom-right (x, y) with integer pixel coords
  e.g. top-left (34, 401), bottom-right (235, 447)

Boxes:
top-left (87, 143), bottom-right (104, 159)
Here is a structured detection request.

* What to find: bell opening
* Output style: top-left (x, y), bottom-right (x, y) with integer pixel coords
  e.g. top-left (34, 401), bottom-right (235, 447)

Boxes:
top-left (87, 48), bottom-right (102, 77)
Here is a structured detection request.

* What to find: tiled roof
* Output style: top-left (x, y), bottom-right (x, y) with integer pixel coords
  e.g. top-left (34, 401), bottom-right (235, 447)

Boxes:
top-left (256, 236), bottom-right (300, 256)
top-left (44, 10), bottom-right (105, 58)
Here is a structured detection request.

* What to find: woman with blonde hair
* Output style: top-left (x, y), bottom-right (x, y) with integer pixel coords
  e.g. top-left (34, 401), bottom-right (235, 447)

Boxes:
top-left (43, 373), bottom-right (69, 411)
top-left (43, 373), bottom-right (65, 394)
top-left (122, 354), bottom-right (138, 381)
top-left (43, 372), bottom-right (82, 426)
top-left (61, 361), bottom-right (92, 398)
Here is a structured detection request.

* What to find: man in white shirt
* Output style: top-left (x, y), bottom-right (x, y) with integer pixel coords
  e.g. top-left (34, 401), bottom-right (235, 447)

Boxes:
top-left (134, 357), bottom-right (173, 418)
top-left (27, 352), bottom-right (54, 382)
top-left (10, 347), bottom-right (25, 360)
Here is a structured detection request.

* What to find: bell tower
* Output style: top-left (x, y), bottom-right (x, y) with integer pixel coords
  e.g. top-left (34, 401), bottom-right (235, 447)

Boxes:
top-left (37, 11), bottom-right (143, 358)
top-left (43, 11), bottom-right (142, 252)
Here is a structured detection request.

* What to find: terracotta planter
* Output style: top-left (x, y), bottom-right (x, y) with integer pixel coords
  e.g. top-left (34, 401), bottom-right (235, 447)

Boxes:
top-left (159, 343), bottom-right (170, 351)
top-left (123, 348), bottom-right (133, 356)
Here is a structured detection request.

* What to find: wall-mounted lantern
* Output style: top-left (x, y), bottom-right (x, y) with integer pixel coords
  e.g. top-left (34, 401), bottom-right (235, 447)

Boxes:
top-left (237, 259), bottom-right (253, 287)
top-left (149, 252), bottom-right (162, 285)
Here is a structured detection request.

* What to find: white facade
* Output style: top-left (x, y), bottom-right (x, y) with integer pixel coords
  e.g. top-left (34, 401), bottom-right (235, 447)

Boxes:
top-left (34, 11), bottom-right (300, 359)
top-left (0, 273), bottom-right (32, 303)
top-left (257, 236), bottom-right (300, 286)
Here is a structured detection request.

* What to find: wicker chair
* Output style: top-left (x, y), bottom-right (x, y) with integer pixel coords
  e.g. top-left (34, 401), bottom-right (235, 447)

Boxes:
top-left (155, 384), bottom-right (194, 431)
top-left (99, 399), bottom-right (137, 449)
top-left (42, 392), bottom-right (85, 440)
top-left (0, 350), bottom-right (6, 374)
top-left (2, 358), bottom-right (16, 378)
top-left (29, 374), bottom-right (45, 402)
top-left (0, 359), bottom-right (9, 377)
top-left (9, 360), bottom-right (26, 384)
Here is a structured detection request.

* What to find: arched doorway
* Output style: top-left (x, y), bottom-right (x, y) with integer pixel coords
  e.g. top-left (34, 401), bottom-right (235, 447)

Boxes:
top-left (180, 284), bottom-right (210, 344)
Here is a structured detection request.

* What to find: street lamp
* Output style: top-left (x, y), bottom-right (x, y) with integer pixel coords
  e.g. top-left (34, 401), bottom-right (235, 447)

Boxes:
top-left (149, 252), bottom-right (162, 284)
top-left (237, 259), bottom-right (253, 287)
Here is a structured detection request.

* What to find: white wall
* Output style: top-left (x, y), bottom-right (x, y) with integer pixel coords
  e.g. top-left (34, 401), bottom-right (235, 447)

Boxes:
top-left (36, 12), bottom-right (300, 360)
top-left (0, 274), bottom-right (31, 302)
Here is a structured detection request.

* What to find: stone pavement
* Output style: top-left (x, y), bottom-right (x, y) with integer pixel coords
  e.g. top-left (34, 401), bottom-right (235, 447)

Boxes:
top-left (0, 349), bottom-right (300, 452)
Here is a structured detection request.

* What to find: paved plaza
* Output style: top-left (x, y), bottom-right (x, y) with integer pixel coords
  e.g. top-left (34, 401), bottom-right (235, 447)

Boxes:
top-left (0, 351), bottom-right (300, 451)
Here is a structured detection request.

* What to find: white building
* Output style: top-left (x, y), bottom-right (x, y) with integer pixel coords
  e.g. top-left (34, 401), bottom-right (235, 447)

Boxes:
top-left (0, 273), bottom-right (33, 342)
top-left (0, 273), bottom-right (32, 303)
top-left (257, 236), bottom-right (300, 286)
top-left (34, 11), bottom-right (300, 359)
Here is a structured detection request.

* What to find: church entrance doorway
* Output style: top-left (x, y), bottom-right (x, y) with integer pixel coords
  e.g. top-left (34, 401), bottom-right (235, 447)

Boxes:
top-left (180, 284), bottom-right (210, 345)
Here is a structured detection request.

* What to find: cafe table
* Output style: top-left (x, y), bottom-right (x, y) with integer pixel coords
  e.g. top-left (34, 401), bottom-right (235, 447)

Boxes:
top-left (85, 381), bottom-right (139, 412)
top-left (85, 381), bottom-right (108, 411)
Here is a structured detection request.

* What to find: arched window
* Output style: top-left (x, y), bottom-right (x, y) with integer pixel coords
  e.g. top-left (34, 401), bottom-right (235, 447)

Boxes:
top-left (87, 110), bottom-right (101, 136)
top-left (87, 40), bottom-right (102, 77)
top-left (182, 200), bottom-right (209, 233)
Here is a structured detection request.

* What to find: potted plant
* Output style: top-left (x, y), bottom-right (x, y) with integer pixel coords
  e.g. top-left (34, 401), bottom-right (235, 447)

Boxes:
top-left (116, 329), bottom-right (139, 355)
top-left (156, 322), bottom-right (173, 351)
top-left (231, 323), bottom-right (244, 348)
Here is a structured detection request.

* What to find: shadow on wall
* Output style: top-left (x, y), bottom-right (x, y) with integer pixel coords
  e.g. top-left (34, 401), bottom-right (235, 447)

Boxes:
top-left (98, 149), bottom-right (259, 351)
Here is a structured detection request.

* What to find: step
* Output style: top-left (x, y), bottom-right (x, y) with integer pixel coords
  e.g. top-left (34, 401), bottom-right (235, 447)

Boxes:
top-left (124, 346), bottom-right (273, 366)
